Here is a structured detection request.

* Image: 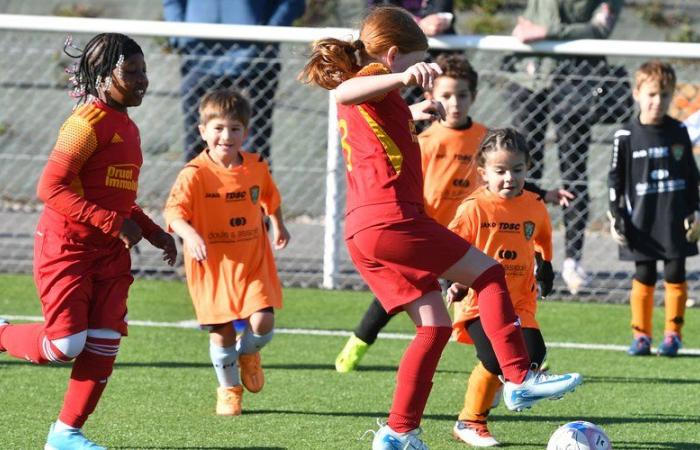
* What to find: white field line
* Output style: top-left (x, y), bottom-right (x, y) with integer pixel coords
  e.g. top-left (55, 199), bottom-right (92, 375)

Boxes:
top-left (4, 314), bottom-right (700, 356)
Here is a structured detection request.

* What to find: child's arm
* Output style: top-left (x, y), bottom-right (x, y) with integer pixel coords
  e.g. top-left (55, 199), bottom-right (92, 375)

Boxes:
top-left (169, 218), bottom-right (207, 262)
top-left (608, 130), bottom-right (630, 246)
top-left (268, 207), bottom-right (290, 250)
top-left (335, 62), bottom-right (442, 105)
top-left (130, 205), bottom-right (176, 265)
top-left (533, 204), bottom-right (554, 298)
top-left (524, 181), bottom-right (575, 207)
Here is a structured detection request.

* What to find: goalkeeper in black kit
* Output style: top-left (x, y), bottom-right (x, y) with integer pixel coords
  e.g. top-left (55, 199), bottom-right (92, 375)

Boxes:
top-left (608, 60), bottom-right (699, 358)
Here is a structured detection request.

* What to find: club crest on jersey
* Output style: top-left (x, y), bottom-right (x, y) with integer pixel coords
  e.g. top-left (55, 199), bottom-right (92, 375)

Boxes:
top-left (249, 185), bottom-right (260, 204)
top-left (672, 144), bottom-right (684, 161)
top-left (523, 221), bottom-right (535, 241)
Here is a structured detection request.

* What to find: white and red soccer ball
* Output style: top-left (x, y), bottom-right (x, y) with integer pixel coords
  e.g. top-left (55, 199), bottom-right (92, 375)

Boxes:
top-left (547, 421), bottom-right (612, 450)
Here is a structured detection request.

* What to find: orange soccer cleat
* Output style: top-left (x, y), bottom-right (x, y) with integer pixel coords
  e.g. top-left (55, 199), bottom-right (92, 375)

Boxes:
top-left (239, 352), bottom-right (265, 393)
top-left (216, 385), bottom-right (243, 416)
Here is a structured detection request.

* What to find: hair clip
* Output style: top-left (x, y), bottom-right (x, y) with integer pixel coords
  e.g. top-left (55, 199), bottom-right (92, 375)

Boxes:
top-left (63, 35), bottom-right (83, 58)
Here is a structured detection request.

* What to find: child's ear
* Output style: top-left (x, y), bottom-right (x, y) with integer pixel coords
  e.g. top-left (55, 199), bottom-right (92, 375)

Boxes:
top-left (477, 166), bottom-right (487, 183)
top-left (198, 124), bottom-right (206, 139)
top-left (424, 90), bottom-right (434, 101)
top-left (632, 87), bottom-right (640, 102)
top-left (384, 45), bottom-right (398, 68)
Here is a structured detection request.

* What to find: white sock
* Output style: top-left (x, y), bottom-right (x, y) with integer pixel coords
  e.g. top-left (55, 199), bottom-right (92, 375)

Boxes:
top-left (54, 419), bottom-right (79, 432)
top-left (236, 329), bottom-right (274, 354)
top-left (209, 342), bottom-right (240, 387)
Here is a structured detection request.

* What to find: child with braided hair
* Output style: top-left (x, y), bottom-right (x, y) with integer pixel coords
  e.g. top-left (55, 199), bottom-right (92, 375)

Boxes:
top-left (0, 33), bottom-right (176, 450)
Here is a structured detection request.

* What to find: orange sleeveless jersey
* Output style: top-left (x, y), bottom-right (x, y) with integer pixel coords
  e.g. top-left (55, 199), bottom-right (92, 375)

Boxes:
top-left (164, 151), bottom-right (283, 325)
top-left (448, 187), bottom-right (552, 344)
top-left (419, 120), bottom-right (487, 226)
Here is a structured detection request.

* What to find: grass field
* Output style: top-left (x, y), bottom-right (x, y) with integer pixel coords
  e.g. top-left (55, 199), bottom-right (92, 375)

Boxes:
top-left (1, 273), bottom-right (699, 449)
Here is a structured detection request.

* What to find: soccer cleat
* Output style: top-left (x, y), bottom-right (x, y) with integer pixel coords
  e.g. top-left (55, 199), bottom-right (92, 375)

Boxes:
top-left (453, 420), bottom-right (499, 447)
top-left (561, 258), bottom-right (588, 295)
top-left (657, 333), bottom-right (682, 357)
top-left (216, 385), bottom-right (243, 416)
top-left (371, 423), bottom-right (428, 450)
top-left (239, 352), bottom-right (264, 393)
top-left (502, 369), bottom-right (582, 412)
top-left (335, 334), bottom-right (370, 373)
top-left (44, 423), bottom-right (105, 450)
top-left (627, 335), bottom-right (652, 356)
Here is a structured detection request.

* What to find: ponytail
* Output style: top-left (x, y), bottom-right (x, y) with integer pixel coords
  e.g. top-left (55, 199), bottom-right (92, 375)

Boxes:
top-left (299, 38), bottom-right (364, 90)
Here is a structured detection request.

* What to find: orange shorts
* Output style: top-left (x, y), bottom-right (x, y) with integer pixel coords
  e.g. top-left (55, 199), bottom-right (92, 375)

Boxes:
top-left (33, 225), bottom-right (133, 339)
top-left (346, 208), bottom-right (469, 314)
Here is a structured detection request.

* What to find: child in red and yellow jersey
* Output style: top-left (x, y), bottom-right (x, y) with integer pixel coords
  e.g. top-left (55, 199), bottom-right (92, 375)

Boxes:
top-left (0, 33), bottom-right (176, 450)
top-left (164, 88), bottom-right (289, 416)
top-left (447, 128), bottom-right (558, 447)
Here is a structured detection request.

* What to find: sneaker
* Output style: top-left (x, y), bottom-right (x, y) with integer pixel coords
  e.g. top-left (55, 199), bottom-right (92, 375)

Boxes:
top-left (627, 335), bottom-right (652, 356)
top-left (453, 420), bottom-right (499, 447)
top-left (371, 424), bottom-right (428, 450)
top-left (45, 423), bottom-right (105, 450)
top-left (657, 332), bottom-right (682, 357)
top-left (502, 369), bottom-right (582, 412)
top-left (239, 352), bottom-right (264, 393)
top-left (561, 258), bottom-right (588, 295)
top-left (216, 385), bottom-right (243, 416)
top-left (335, 334), bottom-right (370, 373)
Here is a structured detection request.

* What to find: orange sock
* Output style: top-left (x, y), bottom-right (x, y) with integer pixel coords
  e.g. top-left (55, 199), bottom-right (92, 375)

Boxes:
top-left (630, 279), bottom-right (655, 337)
top-left (458, 362), bottom-right (502, 422)
top-left (663, 282), bottom-right (686, 338)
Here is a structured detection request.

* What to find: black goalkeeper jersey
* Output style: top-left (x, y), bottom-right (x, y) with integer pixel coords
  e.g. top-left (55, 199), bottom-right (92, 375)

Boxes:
top-left (608, 115), bottom-right (699, 261)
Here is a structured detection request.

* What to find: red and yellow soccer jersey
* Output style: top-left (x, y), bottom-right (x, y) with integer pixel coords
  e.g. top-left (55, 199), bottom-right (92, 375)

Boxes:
top-left (448, 187), bottom-right (552, 344)
top-left (420, 120), bottom-right (487, 226)
top-left (337, 63), bottom-right (425, 237)
top-left (36, 99), bottom-right (160, 242)
top-left (164, 151), bottom-right (283, 325)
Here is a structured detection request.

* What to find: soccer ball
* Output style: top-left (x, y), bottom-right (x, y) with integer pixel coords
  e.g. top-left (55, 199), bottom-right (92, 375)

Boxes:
top-left (546, 421), bottom-right (612, 450)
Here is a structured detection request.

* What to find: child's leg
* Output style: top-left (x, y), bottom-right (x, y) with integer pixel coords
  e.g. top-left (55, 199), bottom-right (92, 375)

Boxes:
top-left (209, 323), bottom-right (240, 387)
top-left (663, 258), bottom-right (686, 337)
top-left (631, 261), bottom-right (656, 337)
top-left (442, 247), bottom-right (530, 383)
top-left (354, 296), bottom-right (395, 345)
top-left (387, 290), bottom-right (452, 433)
top-left (237, 308), bottom-right (274, 394)
top-left (0, 323), bottom-right (77, 363)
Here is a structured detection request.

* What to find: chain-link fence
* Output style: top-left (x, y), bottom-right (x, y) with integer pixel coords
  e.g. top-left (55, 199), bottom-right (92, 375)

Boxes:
top-left (0, 17), bottom-right (699, 303)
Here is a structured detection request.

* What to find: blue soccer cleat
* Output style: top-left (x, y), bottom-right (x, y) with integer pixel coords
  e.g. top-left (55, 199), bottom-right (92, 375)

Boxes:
top-left (370, 422), bottom-right (428, 450)
top-left (502, 369), bottom-right (582, 412)
top-left (627, 335), bottom-right (652, 356)
top-left (657, 333), bottom-right (681, 357)
top-left (45, 423), bottom-right (106, 450)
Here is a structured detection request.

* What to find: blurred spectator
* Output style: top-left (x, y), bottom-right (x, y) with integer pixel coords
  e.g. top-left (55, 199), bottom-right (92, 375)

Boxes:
top-left (685, 108), bottom-right (700, 146)
top-left (367, 1), bottom-right (455, 37)
top-left (504, 0), bottom-right (623, 294)
top-left (163, 0), bottom-right (306, 162)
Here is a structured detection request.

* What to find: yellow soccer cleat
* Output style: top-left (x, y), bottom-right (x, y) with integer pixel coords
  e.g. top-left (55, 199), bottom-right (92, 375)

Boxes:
top-left (239, 352), bottom-right (265, 393)
top-left (335, 334), bottom-right (370, 373)
top-left (216, 385), bottom-right (243, 416)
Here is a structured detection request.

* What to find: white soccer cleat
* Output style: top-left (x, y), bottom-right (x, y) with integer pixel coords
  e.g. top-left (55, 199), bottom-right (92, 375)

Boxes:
top-left (561, 258), bottom-right (588, 295)
top-left (452, 420), bottom-right (499, 447)
top-left (370, 423), bottom-right (428, 450)
top-left (502, 370), bottom-right (582, 412)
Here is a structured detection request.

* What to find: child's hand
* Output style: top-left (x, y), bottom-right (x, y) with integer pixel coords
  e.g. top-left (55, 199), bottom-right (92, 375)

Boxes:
top-left (409, 99), bottom-right (446, 122)
top-left (684, 211), bottom-right (700, 242)
top-left (148, 230), bottom-right (177, 266)
top-left (402, 62), bottom-right (442, 90)
top-left (535, 260), bottom-right (554, 298)
top-left (273, 224), bottom-right (291, 250)
top-left (446, 282), bottom-right (468, 308)
top-left (118, 218), bottom-right (142, 249)
top-left (183, 231), bottom-right (207, 262)
top-left (544, 188), bottom-right (575, 207)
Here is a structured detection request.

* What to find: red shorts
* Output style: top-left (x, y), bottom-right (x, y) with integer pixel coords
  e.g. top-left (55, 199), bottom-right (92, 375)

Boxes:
top-left (33, 223), bottom-right (133, 339)
top-left (345, 205), bottom-right (470, 314)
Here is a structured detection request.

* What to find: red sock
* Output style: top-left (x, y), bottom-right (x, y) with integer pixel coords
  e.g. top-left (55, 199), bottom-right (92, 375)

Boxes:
top-left (0, 323), bottom-right (67, 364)
top-left (473, 265), bottom-right (529, 383)
top-left (387, 326), bottom-right (451, 433)
top-left (58, 336), bottom-right (120, 428)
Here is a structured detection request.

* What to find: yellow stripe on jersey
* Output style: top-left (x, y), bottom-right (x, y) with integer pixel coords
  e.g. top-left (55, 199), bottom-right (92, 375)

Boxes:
top-left (357, 105), bottom-right (403, 174)
top-left (51, 110), bottom-right (100, 174)
top-left (75, 104), bottom-right (107, 125)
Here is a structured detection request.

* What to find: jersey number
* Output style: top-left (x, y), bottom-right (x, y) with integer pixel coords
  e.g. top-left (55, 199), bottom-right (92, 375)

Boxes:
top-left (338, 119), bottom-right (352, 172)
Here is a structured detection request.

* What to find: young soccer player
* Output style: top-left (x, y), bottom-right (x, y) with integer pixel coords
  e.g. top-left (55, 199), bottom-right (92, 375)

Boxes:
top-left (0, 33), bottom-right (177, 450)
top-left (300, 7), bottom-right (581, 449)
top-left (608, 60), bottom-right (699, 357)
top-left (334, 53), bottom-right (573, 374)
top-left (447, 128), bottom-right (556, 447)
top-left (164, 88), bottom-right (290, 416)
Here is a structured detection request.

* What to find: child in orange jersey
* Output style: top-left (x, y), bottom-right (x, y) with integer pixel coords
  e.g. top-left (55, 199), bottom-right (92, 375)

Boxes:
top-left (447, 128), bottom-right (558, 447)
top-left (334, 53), bottom-right (573, 375)
top-left (164, 88), bottom-right (290, 416)
top-left (300, 7), bottom-right (580, 449)
top-left (0, 33), bottom-right (177, 450)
